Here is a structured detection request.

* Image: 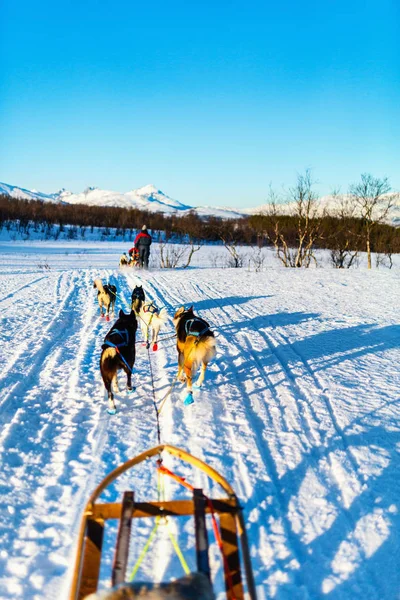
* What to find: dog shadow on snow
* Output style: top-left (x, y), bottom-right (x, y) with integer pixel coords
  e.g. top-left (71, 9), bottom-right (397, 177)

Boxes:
top-left (244, 420), bottom-right (400, 599)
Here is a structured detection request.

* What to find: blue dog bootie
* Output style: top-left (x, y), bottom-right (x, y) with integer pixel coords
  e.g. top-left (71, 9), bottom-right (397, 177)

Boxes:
top-left (107, 407), bottom-right (117, 415)
top-left (183, 392), bottom-right (194, 406)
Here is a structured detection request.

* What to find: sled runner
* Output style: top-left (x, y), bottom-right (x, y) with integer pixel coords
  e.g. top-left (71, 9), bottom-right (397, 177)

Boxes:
top-left (69, 445), bottom-right (257, 600)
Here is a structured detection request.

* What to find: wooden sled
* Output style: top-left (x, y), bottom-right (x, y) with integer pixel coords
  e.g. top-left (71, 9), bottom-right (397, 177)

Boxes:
top-left (69, 445), bottom-right (257, 600)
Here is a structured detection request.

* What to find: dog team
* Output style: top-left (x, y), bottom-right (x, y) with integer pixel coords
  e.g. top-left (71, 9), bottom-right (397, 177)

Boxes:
top-left (94, 279), bottom-right (216, 414)
top-left (119, 225), bottom-right (153, 269)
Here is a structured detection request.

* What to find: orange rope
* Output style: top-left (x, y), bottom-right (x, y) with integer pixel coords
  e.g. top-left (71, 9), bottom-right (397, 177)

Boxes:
top-left (157, 462), bottom-right (237, 600)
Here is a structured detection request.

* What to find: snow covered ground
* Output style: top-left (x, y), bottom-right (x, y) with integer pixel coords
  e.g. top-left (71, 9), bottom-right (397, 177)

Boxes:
top-left (0, 242), bottom-right (399, 600)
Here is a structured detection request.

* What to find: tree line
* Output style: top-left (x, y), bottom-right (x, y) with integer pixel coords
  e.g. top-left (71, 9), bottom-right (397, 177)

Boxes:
top-left (0, 171), bottom-right (399, 268)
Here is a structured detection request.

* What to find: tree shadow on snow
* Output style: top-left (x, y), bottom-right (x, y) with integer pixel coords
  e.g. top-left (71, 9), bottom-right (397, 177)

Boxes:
top-left (193, 294), bottom-right (273, 314)
top-left (220, 311), bottom-right (320, 333)
top-left (288, 324), bottom-right (400, 372)
top-left (245, 423), bottom-right (400, 599)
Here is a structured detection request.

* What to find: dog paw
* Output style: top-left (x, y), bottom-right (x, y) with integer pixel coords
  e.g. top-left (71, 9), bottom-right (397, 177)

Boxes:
top-left (183, 392), bottom-right (194, 406)
top-left (107, 407), bottom-right (117, 415)
top-left (106, 316), bottom-right (110, 322)
top-left (127, 386), bottom-right (136, 392)
top-left (178, 376), bottom-right (186, 383)
top-left (193, 384), bottom-right (202, 390)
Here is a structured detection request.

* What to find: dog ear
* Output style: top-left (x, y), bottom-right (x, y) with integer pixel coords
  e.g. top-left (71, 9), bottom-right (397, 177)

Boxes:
top-left (187, 305), bottom-right (194, 313)
top-left (119, 309), bottom-right (125, 318)
top-left (174, 306), bottom-right (185, 318)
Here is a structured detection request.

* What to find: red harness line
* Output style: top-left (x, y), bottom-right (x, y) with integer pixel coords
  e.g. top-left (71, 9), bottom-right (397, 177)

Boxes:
top-left (157, 463), bottom-right (237, 600)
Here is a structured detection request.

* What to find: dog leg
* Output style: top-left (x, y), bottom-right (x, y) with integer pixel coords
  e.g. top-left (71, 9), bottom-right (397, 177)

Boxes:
top-left (183, 363), bottom-right (194, 405)
top-left (112, 373), bottom-right (120, 393)
top-left (152, 325), bottom-right (159, 351)
top-left (126, 368), bottom-right (136, 392)
top-left (177, 350), bottom-right (185, 382)
top-left (106, 386), bottom-right (116, 414)
top-left (108, 395), bottom-right (117, 415)
top-left (140, 320), bottom-right (148, 346)
top-left (194, 363), bottom-right (207, 389)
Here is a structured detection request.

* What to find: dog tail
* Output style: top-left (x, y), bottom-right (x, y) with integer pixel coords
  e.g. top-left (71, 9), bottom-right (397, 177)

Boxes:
top-left (184, 335), bottom-right (217, 378)
top-left (157, 307), bottom-right (169, 324)
top-left (94, 278), bottom-right (105, 293)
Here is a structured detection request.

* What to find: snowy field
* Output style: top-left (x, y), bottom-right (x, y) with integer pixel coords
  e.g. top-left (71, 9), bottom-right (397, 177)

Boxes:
top-left (0, 241), bottom-right (399, 600)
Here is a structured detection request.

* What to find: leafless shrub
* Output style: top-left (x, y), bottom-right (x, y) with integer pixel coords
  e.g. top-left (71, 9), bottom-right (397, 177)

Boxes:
top-left (375, 252), bottom-right (393, 269)
top-left (250, 246), bottom-right (266, 272)
top-left (159, 242), bottom-right (202, 269)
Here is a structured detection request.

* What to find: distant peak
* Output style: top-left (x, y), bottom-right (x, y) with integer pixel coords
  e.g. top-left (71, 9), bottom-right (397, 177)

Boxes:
top-left (136, 184), bottom-right (163, 196)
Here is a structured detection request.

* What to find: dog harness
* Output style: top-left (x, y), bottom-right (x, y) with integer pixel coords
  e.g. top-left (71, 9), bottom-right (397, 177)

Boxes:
top-left (184, 318), bottom-right (210, 337)
top-left (103, 328), bottom-right (130, 349)
top-left (103, 329), bottom-right (133, 373)
top-left (143, 302), bottom-right (159, 315)
top-left (104, 285), bottom-right (117, 298)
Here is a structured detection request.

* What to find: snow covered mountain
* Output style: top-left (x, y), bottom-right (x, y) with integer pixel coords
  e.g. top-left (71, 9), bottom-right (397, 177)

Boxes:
top-left (60, 184), bottom-right (192, 213)
top-left (1, 180), bottom-right (399, 224)
top-left (0, 181), bottom-right (244, 219)
top-left (0, 181), bottom-right (60, 203)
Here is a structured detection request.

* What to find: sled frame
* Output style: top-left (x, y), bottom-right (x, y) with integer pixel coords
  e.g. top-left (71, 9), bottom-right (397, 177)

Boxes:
top-left (70, 444), bottom-right (257, 600)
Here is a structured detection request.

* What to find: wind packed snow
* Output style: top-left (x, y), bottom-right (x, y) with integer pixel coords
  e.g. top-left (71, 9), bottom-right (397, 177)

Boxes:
top-left (0, 241), bottom-right (399, 600)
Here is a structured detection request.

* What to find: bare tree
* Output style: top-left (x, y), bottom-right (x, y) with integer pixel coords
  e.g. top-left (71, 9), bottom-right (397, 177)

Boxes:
top-left (211, 221), bottom-right (246, 268)
top-left (159, 243), bottom-right (187, 268)
top-left (329, 190), bottom-right (360, 268)
top-left (262, 172), bottom-right (324, 267)
top-left (159, 241), bottom-right (202, 269)
top-left (349, 174), bottom-right (396, 269)
top-left (181, 241), bottom-right (202, 268)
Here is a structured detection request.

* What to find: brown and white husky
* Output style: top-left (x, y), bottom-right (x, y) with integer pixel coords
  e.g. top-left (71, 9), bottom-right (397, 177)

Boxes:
top-left (173, 306), bottom-right (216, 405)
top-left (100, 309), bottom-right (137, 414)
top-left (93, 278), bottom-right (117, 321)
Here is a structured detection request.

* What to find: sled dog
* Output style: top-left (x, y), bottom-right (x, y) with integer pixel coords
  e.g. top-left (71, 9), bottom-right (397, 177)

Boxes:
top-left (93, 278), bottom-right (117, 320)
top-left (131, 284), bottom-right (145, 313)
top-left (173, 306), bottom-right (216, 405)
top-left (131, 285), bottom-right (168, 351)
top-left (119, 253), bottom-right (129, 267)
top-left (100, 309), bottom-right (137, 414)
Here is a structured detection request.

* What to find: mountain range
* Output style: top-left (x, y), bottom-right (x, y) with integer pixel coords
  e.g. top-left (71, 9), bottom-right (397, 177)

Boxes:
top-left (1, 181), bottom-right (399, 225)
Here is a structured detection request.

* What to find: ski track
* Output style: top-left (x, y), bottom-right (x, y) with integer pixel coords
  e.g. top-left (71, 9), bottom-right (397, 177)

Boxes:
top-left (0, 260), bottom-right (398, 600)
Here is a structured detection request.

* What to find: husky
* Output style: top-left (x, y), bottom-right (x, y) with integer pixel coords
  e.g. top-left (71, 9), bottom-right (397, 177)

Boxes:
top-left (100, 309), bottom-right (138, 414)
top-left (93, 278), bottom-right (117, 321)
top-left (119, 253), bottom-right (129, 267)
top-left (173, 306), bottom-right (216, 405)
top-left (131, 285), bottom-right (168, 351)
top-left (131, 284), bottom-right (145, 313)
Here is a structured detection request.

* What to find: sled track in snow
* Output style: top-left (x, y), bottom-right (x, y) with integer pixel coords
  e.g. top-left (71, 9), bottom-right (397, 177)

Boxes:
top-left (0, 263), bottom-right (398, 600)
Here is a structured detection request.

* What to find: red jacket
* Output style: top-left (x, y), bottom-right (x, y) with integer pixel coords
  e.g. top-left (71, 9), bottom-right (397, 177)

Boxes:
top-left (133, 231), bottom-right (152, 247)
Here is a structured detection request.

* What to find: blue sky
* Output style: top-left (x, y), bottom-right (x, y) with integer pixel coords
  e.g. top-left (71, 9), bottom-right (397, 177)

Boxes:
top-left (1, 0), bottom-right (399, 208)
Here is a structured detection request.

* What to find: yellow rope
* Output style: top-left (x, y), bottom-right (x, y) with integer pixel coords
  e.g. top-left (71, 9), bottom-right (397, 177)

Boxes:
top-left (128, 518), bottom-right (160, 582)
top-left (166, 522), bottom-right (191, 575)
